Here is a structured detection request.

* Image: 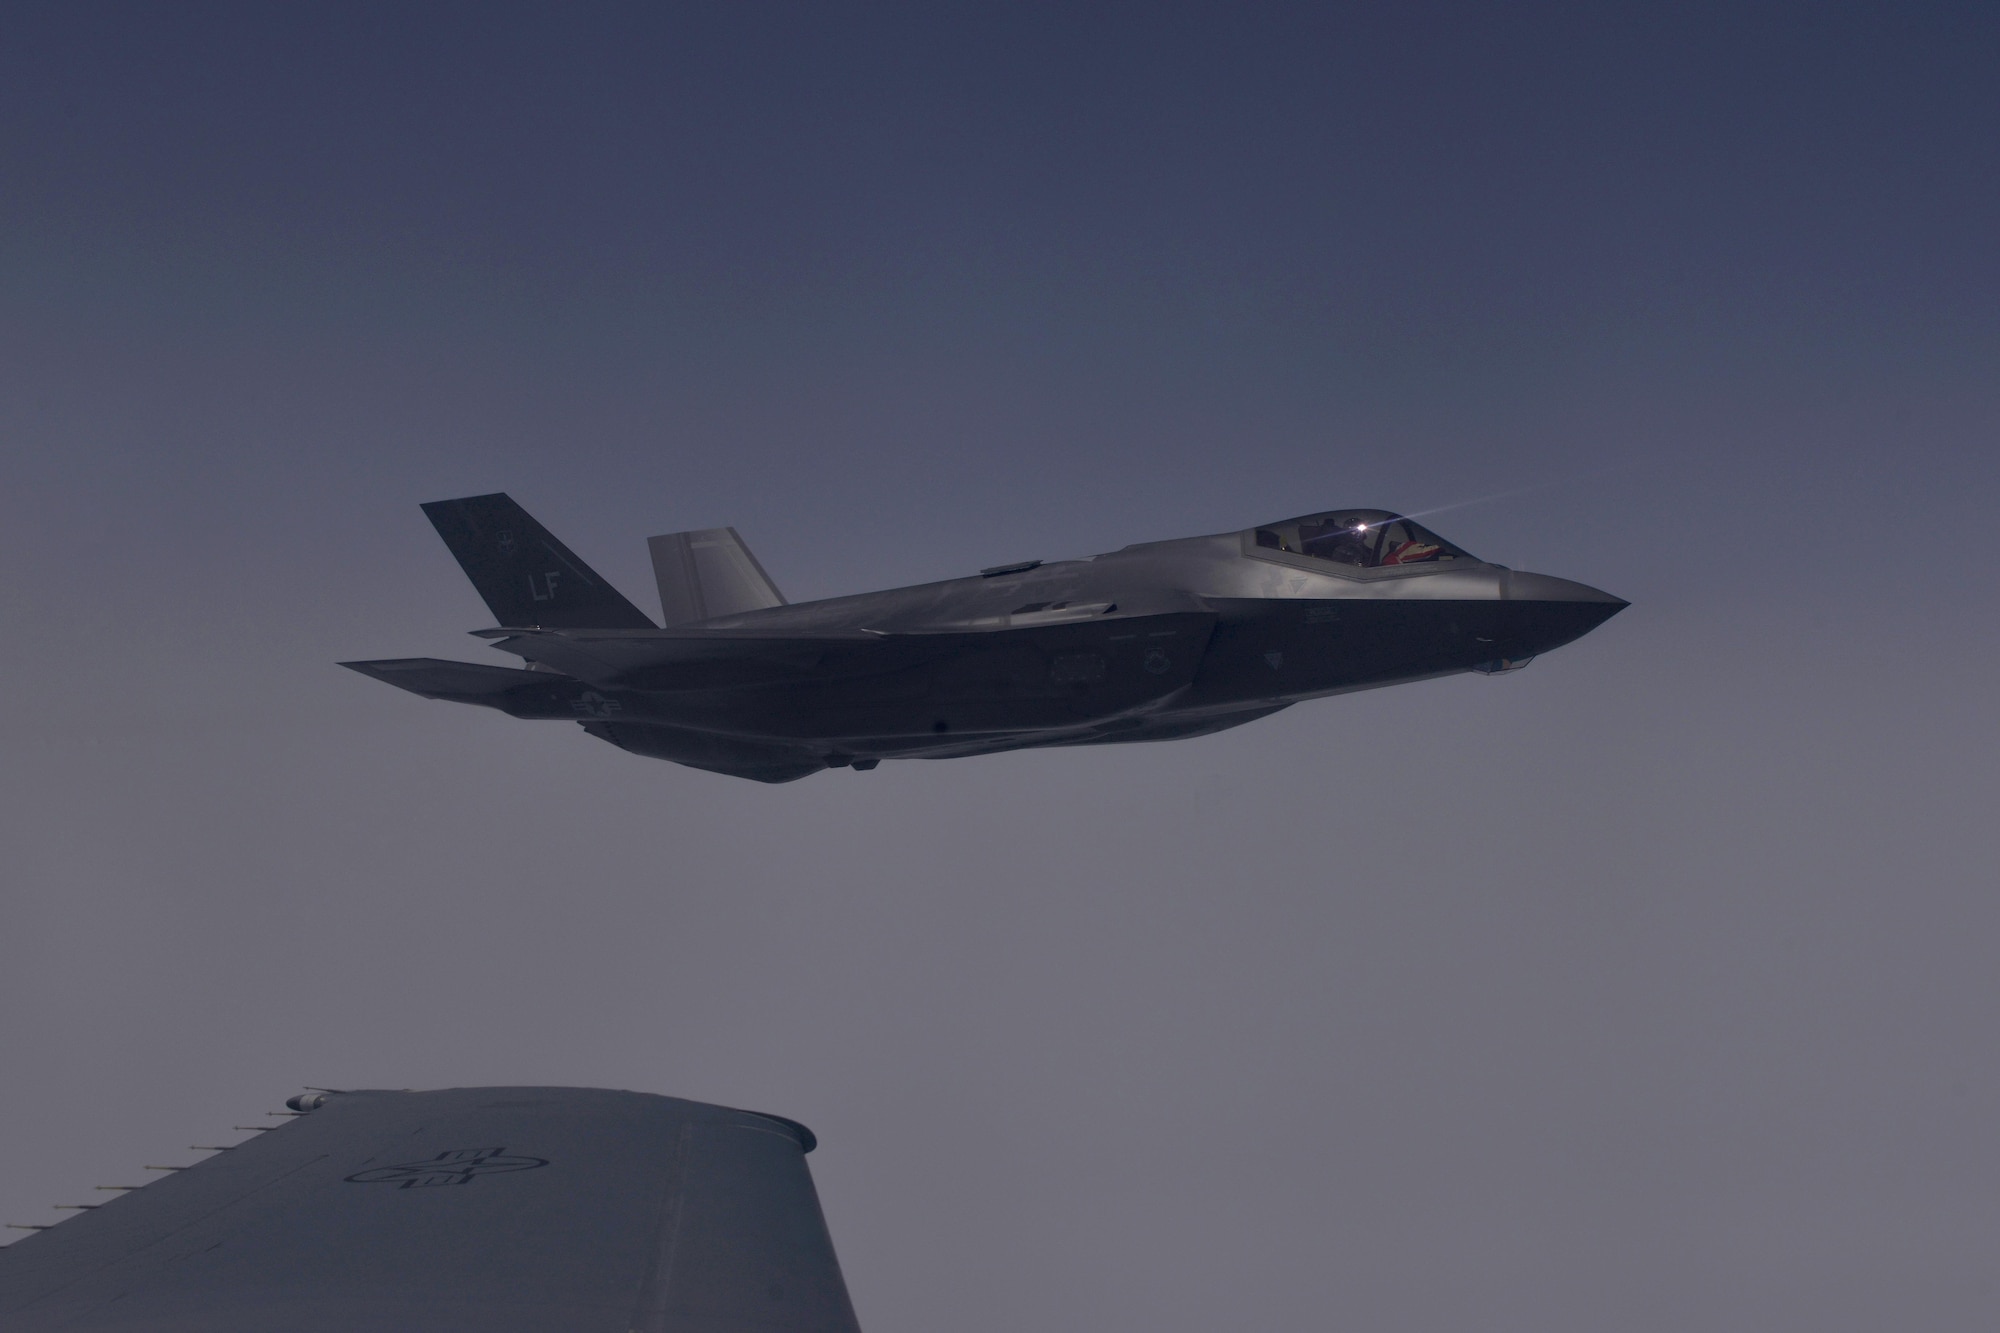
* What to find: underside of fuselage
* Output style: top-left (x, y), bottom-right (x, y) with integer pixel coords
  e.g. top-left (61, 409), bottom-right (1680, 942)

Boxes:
top-left (343, 496), bottom-right (1627, 782)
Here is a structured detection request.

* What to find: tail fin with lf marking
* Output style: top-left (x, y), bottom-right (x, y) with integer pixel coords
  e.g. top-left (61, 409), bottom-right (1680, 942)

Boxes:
top-left (421, 493), bottom-right (655, 629)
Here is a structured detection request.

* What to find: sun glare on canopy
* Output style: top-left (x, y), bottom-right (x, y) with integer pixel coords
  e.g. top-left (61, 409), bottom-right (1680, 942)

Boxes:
top-left (1252, 510), bottom-right (1475, 568)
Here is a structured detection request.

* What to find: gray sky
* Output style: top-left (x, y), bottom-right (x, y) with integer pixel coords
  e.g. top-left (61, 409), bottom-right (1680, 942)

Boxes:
top-left (3, 3), bottom-right (1997, 1328)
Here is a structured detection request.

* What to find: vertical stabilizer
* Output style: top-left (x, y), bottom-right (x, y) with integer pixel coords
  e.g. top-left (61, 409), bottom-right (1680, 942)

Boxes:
top-left (421, 493), bottom-right (656, 629)
top-left (648, 528), bottom-right (787, 625)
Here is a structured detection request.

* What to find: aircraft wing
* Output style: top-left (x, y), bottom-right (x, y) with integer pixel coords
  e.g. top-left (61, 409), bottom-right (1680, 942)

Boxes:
top-left (478, 611), bottom-right (1218, 697)
top-left (474, 626), bottom-right (887, 690)
top-left (0, 1087), bottom-right (861, 1333)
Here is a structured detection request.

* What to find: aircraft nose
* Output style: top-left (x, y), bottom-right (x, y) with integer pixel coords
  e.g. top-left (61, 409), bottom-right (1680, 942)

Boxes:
top-left (1505, 571), bottom-right (1628, 609)
top-left (1498, 571), bottom-right (1629, 653)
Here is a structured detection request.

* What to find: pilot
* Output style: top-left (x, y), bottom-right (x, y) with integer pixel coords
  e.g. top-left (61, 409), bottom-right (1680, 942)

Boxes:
top-left (1298, 519), bottom-right (1375, 566)
top-left (1379, 533), bottom-right (1442, 565)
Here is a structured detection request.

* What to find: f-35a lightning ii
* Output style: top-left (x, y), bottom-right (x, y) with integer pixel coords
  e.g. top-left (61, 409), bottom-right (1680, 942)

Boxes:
top-left (344, 494), bottom-right (1625, 783)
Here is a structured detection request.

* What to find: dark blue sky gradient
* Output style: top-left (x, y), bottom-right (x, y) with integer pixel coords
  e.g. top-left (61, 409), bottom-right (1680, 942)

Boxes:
top-left (3, 5), bottom-right (1997, 1329)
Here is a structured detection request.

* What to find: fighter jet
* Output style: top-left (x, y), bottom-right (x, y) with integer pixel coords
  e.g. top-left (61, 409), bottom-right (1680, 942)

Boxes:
top-left (343, 494), bottom-right (1625, 783)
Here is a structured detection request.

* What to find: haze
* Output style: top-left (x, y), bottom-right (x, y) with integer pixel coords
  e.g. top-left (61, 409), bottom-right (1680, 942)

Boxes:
top-left (3, 5), bottom-right (1996, 1329)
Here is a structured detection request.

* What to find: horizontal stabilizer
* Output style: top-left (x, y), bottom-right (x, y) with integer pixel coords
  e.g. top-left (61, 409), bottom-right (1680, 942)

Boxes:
top-left (341, 658), bottom-right (625, 722)
top-left (422, 493), bottom-right (655, 630)
top-left (648, 528), bottom-right (787, 625)
top-left (340, 657), bottom-right (555, 701)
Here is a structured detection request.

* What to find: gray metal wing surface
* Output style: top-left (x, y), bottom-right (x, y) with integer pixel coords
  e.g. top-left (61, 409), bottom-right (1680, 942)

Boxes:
top-left (0, 1086), bottom-right (861, 1333)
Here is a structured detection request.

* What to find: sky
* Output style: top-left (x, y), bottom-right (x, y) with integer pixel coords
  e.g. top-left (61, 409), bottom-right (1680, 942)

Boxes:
top-left (2, 2), bottom-right (1997, 1328)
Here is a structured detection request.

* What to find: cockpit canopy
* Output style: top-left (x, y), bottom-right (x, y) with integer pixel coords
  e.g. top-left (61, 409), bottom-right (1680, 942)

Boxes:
top-left (1252, 510), bottom-right (1474, 569)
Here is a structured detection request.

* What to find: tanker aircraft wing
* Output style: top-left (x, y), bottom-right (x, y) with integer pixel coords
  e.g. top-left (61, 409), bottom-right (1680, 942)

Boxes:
top-left (0, 1087), bottom-right (860, 1333)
